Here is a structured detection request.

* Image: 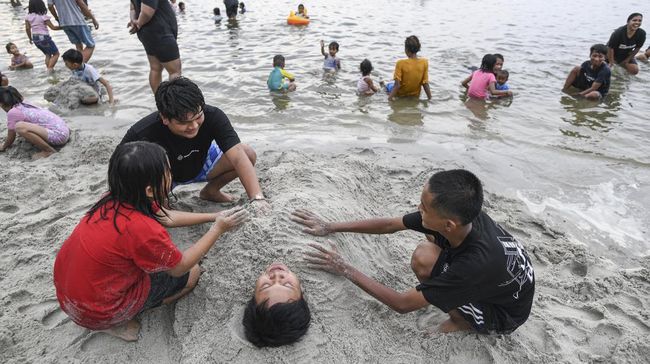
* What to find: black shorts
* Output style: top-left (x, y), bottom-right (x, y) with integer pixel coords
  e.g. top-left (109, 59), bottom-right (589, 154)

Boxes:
top-left (139, 271), bottom-right (189, 312)
top-left (137, 30), bottom-right (180, 63)
top-left (571, 72), bottom-right (606, 98)
top-left (429, 257), bottom-right (523, 334)
top-left (225, 2), bottom-right (238, 17)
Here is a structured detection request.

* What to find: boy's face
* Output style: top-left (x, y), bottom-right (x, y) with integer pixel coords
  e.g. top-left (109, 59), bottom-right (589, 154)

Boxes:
top-left (496, 74), bottom-right (508, 84)
top-left (161, 107), bottom-right (205, 139)
top-left (254, 263), bottom-right (302, 307)
top-left (328, 46), bottom-right (338, 57)
top-left (494, 58), bottom-right (504, 72)
top-left (418, 184), bottom-right (457, 233)
top-left (64, 60), bottom-right (82, 71)
top-left (7, 45), bottom-right (18, 55)
top-left (590, 51), bottom-right (605, 67)
top-left (298, 5), bottom-right (304, 12)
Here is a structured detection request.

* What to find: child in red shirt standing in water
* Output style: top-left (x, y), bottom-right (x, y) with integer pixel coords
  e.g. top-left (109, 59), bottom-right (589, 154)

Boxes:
top-left (53, 141), bottom-right (249, 341)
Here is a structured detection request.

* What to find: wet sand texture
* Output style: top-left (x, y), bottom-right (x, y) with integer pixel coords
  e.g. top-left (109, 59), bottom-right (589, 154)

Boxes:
top-left (44, 78), bottom-right (99, 109)
top-left (0, 131), bottom-right (649, 363)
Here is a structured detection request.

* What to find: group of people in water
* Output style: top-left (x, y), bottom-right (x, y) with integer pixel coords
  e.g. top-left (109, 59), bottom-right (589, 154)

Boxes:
top-left (0, 0), bottom-right (646, 349)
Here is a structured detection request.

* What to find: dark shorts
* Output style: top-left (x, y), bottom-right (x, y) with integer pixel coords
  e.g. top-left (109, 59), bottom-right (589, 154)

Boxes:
top-left (33, 34), bottom-right (59, 56)
top-left (63, 25), bottom-right (95, 47)
top-left (139, 271), bottom-right (189, 312)
top-left (429, 256), bottom-right (522, 334)
top-left (137, 29), bottom-right (180, 63)
top-left (172, 141), bottom-right (223, 189)
top-left (614, 55), bottom-right (638, 65)
top-left (225, 2), bottom-right (238, 17)
top-left (571, 73), bottom-right (606, 98)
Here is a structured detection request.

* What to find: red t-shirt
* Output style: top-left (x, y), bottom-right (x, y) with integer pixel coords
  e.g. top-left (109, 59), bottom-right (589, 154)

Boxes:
top-left (53, 202), bottom-right (182, 330)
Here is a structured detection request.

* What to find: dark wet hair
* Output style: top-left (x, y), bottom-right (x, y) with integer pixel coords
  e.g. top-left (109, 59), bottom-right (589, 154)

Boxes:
top-left (405, 35), bottom-right (421, 54)
top-left (479, 54), bottom-right (497, 72)
top-left (155, 77), bottom-right (206, 121)
top-left (28, 0), bottom-right (47, 15)
top-left (0, 86), bottom-right (24, 108)
top-left (627, 13), bottom-right (642, 22)
top-left (62, 49), bottom-right (83, 64)
top-left (87, 141), bottom-right (171, 233)
top-left (329, 41), bottom-right (339, 51)
top-left (427, 169), bottom-right (483, 225)
top-left (360, 59), bottom-right (373, 76)
top-left (213, 7), bottom-right (220, 15)
top-left (273, 54), bottom-right (285, 67)
top-left (298, 4), bottom-right (304, 8)
top-left (590, 44), bottom-right (608, 56)
top-left (242, 296), bottom-right (311, 347)
top-left (494, 53), bottom-right (504, 62)
top-left (496, 69), bottom-right (509, 81)
top-left (5, 42), bottom-right (16, 53)
top-left (178, 2), bottom-right (184, 9)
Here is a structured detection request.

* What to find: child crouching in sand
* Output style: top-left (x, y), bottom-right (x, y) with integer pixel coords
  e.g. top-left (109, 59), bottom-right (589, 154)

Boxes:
top-left (0, 86), bottom-right (69, 159)
top-left (54, 141), bottom-right (249, 341)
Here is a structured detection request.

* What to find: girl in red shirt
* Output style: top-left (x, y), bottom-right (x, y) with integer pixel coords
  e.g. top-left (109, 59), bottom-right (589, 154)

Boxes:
top-left (54, 141), bottom-right (248, 341)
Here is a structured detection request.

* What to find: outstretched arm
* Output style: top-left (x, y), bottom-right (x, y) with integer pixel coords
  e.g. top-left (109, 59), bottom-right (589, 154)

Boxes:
top-left (0, 130), bottom-right (17, 151)
top-left (48, 4), bottom-right (59, 22)
top-left (291, 209), bottom-right (407, 236)
top-left (46, 19), bottom-right (62, 30)
top-left (157, 208), bottom-right (220, 228)
top-left (320, 40), bottom-right (327, 57)
top-left (98, 77), bottom-right (114, 104)
top-left (306, 242), bottom-right (429, 313)
top-left (461, 74), bottom-right (472, 88)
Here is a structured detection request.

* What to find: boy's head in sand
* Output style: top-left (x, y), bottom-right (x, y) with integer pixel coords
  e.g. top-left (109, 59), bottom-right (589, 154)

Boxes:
top-left (242, 263), bottom-right (311, 347)
top-left (155, 77), bottom-right (206, 139)
top-left (0, 85), bottom-right (23, 112)
top-left (62, 49), bottom-right (84, 70)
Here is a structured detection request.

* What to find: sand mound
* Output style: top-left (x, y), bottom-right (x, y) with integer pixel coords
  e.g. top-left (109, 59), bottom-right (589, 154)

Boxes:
top-left (44, 78), bottom-right (99, 109)
top-left (0, 133), bottom-right (648, 363)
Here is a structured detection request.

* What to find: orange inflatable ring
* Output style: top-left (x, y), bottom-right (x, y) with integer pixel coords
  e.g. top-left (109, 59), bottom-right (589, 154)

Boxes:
top-left (287, 11), bottom-right (309, 25)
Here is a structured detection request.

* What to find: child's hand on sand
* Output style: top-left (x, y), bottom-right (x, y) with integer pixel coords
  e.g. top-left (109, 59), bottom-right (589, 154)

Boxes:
top-left (211, 206), bottom-right (249, 232)
top-left (290, 209), bottom-right (332, 236)
top-left (305, 241), bottom-right (349, 277)
top-left (251, 198), bottom-right (271, 215)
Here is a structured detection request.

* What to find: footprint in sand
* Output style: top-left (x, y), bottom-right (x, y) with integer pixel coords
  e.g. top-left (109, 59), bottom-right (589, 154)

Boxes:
top-left (605, 303), bottom-right (650, 334)
top-left (0, 205), bottom-right (19, 213)
top-left (587, 323), bottom-right (622, 358)
top-left (548, 302), bottom-right (604, 322)
top-left (18, 300), bottom-right (69, 329)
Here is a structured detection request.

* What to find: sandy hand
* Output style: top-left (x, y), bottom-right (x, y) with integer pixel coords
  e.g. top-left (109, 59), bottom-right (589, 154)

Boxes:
top-left (251, 199), bottom-right (271, 215)
top-left (305, 241), bottom-right (348, 277)
top-left (211, 206), bottom-right (249, 232)
top-left (290, 209), bottom-right (332, 236)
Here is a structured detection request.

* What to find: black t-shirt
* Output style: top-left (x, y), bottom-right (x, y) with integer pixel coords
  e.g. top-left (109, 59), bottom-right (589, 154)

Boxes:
top-left (576, 60), bottom-right (611, 95)
top-left (403, 211), bottom-right (535, 330)
top-left (131, 0), bottom-right (178, 36)
top-left (120, 105), bottom-right (241, 182)
top-left (607, 25), bottom-right (646, 63)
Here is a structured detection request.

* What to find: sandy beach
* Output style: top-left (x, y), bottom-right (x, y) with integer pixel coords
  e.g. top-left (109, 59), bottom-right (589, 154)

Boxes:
top-left (0, 116), bottom-right (648, 363)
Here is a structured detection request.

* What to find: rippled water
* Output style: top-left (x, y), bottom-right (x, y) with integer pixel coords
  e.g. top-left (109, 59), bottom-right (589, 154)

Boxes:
top-left (1, 0), bottom-right (649, 257)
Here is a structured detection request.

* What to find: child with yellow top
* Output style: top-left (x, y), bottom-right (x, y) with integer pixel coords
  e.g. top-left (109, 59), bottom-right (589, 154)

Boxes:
top-left (387, 35), bottom-right (432, 101)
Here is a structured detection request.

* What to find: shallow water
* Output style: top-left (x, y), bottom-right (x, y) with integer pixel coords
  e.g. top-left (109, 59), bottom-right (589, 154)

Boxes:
top-left (1, 0), bottom-right (649, 258)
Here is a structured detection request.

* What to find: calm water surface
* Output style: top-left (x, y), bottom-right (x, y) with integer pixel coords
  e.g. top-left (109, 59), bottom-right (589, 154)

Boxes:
top-left (1, 0), bottom-right (649, 258)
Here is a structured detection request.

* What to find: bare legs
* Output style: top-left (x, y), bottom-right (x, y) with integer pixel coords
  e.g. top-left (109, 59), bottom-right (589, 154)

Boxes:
top-left (562, 66), bottom-right (601, 100)
top-left (410, 241), bottom-right (473, 333)
top-left (146, 55), bottom-right (182, 94)
top-left (45, 52), bottom-right (60, 71)
top-left (14, 122), bottom-right (57, 159)
top-left (199, 144), bottom-right (257, 202)
top-left (75, 43), bottom-right (94, 63)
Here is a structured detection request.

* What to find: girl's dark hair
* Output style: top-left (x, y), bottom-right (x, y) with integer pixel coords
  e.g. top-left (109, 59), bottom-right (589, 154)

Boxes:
top-left (405, 35), bottom-right (421, 54)
top-left (28, 0), bottom-right (48, 15)
top-left (155, 77), bottom-right (206, 121)
top-left (214, 7), bottom-right (220, 15)
top-left (479, 54), bottom-right (497, 72)
top-left (627, 13), bottom-right (642, 22)
top-left (0, 86), bottom-right (24, 108)
top-left (5, 42), bottom-right (16, 53)
top-left (360, 59), bottom-right (373, 76)
top-left (87, 141), bottom-right (171, 232)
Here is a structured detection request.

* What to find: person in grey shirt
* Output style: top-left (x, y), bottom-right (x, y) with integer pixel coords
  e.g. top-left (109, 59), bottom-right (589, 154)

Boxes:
top-left (48, 0), bottom-right (99, 62)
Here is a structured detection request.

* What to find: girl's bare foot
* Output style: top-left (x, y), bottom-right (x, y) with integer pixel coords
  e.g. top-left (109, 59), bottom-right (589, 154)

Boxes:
top-left (99, 319), bottom-right (140, 342)
top-left (199, 188), bottom-right (235, 203)
top-left (32, 151), bottom-right (54, 160)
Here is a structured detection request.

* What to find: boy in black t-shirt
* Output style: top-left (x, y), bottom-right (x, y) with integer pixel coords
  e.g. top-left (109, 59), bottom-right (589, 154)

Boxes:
top-left (563, 44), bottom-right (611, 100)
top-left (293, 169), bottom-right (535, 334)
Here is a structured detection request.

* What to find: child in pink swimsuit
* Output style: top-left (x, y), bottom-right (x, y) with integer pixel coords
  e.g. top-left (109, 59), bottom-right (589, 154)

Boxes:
top-left (0, 86), bottom-right (69, 159)
top-left (461, 54), bottom-right (512, 99)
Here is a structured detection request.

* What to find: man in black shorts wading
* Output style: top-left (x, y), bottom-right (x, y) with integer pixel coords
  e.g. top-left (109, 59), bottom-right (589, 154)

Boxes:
top-left (128, 0), bottom-right (181, 93)
top-left (292, 169), bottom-right (535, 334)
top-left (121, 77), bottom-right (269, 208)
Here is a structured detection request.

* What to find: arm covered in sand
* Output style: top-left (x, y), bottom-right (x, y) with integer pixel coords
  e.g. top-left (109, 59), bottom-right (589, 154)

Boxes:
top-left (291, 209), bottom-right (407, 236)
top-left (0, 130), bottom-right (17, 151)
top-left (167, 206), bottom-right (249, 277)
top-left (306, 242), bottom-right (429, 313)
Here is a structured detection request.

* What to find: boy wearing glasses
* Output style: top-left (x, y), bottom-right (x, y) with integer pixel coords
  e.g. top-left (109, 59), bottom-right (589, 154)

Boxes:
top-left (121, 77), bottom-right (268, 207)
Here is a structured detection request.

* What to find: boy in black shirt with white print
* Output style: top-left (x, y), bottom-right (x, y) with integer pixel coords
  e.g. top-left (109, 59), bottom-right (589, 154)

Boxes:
top-left (292, 169), bottom-right (535, 334)
top-left (563, 44), bottom-right (611, 100)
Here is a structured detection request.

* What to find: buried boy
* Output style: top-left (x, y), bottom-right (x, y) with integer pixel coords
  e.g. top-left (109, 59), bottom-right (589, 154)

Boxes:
top-left (293, 169), bottom-right (535, 334)
top-left (563, 44), bottom-right (611, 100)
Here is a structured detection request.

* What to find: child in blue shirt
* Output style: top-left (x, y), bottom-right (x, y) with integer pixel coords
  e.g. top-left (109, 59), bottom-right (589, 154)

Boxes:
top-left (62, 49), bottom-right (114, 104)
top-left (267, 54), bottom-right (296, 92)
top-left (320, 40), bottom-right (341, 71)
top-left (495, 70), bottom-right (509, 91)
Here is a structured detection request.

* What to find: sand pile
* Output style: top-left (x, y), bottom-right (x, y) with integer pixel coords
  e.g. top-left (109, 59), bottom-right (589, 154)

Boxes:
top-left (44, 78), bottom-right (101, 109)
top-left (0, 130), bottom-right (648, 363)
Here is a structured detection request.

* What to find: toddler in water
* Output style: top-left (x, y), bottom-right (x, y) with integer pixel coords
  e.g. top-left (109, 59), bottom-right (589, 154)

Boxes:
top-left (320, 40), bottom-right (341, 71)
top-left (495, 70), bottom-right (509, 91)
top-left (239, 2), bottom-right (246, 14)
top-left (178, 2), bottom-right (185, 13)
top-left (267, 54), bottom-right (296, 92)
top-left (0, 86), bottom-right (70, 159)
top-left (25, 0), bottom-right (62, 71)
top-left (6, 43), bottom-right (33, 70)
top-left (213, 8), bottom-right (223, 23)
top-left (297, 4), bottom-right (308, 18)
top-left (62, 49), bottom-right (114, 105)
top-left (461, 54), bottom-right (512, 99)
top-left (357, 59), bottom-right (379, 95)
